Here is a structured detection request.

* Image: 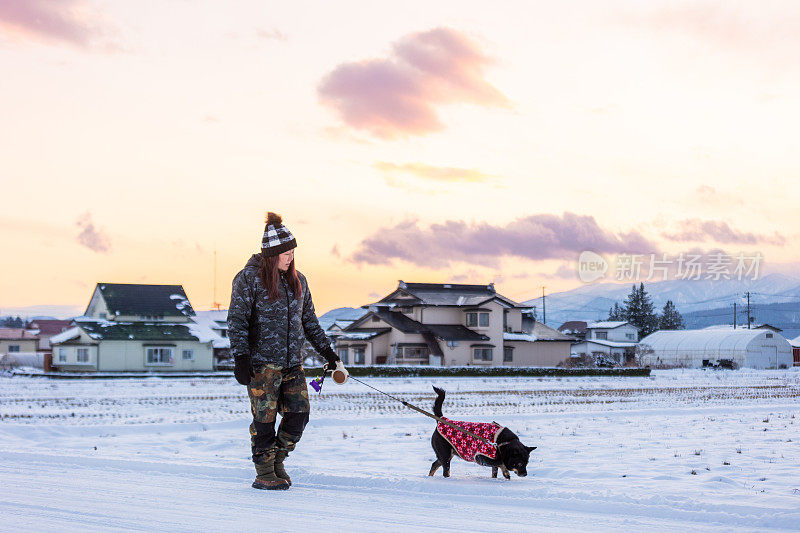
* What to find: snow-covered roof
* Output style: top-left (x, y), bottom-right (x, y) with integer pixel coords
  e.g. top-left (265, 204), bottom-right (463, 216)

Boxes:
top-left (94, 283), bottom-right (196, 317)
top-left (189, 311), bottom-right (230, 349)
top-left (0, 328), bottom-right (39, 340)
top-left (529, 321), bottom-right (575, 341)
top-left (573, 339), bottom-right (638, 348)
top-left (48, 327), bottom-right (81, 344)
top-left (504, 332), bottom-right (538, 342)
top-left (61, 318), bottom-right (200, 342)
top-left (337, 330), bottom-right (386, 340)
top-left (790, 335), bottom-right (800, 348)
top-left (586, 321), bottom-right (629, 329)
top-left (640, 329), bottom-right (788, 354)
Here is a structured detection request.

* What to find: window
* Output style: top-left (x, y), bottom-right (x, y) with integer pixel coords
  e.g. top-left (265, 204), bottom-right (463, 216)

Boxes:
top-left (77, 348), bottom-right (89, 363)
top-left (8, 345), bottom-right (20, 353)
top-left (397, 346), bottom-right (429, 363)
top-left (338, 347), bottom-right (349, 364)
top-left (466, 312), bottom-right (489, 328)
top-left (353, 346), bottom-right (365, 365)
top-left (146, 347), bottom-right (173, 365)
top-left (58, 348), bottom-right (67, 363)
top-left (503, 347), bottom-right (513, 363)
top-left (182, 349), bottom-right (194, 361)
top-left (766, 333), bottom-right (774, 338)
top-left (595, 331), bottom-right (608, 340)
top-left (473, 347), bottom-right (493, 361)
top-left (220, 330), bottom-right (227, 338)
top-left (399, 307), bottom-right (413, 315)
top-left (626, 333), bottom-right (634, 340)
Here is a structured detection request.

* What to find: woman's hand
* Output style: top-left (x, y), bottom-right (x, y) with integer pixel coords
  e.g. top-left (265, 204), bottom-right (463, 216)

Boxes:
top-left (323, 349), bottom-right (340, 372)
top-left (234, 356), bottom-right (254, 385)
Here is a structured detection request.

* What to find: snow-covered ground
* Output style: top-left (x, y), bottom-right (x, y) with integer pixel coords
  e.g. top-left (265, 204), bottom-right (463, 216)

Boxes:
top-left (1, 369), bottom-right (799, 532)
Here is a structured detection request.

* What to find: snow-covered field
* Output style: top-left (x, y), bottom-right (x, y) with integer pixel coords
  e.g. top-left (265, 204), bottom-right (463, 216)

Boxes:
top-left (1, 369), bottom-right (799, 532)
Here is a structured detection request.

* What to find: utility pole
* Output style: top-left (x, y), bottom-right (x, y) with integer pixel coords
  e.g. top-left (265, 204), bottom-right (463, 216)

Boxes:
top-left (542, 286), bottom-right (546, 325)
top-left (212, 248), bottom-right (221, 311)
top-left (733, 302), bottom-right (737, 329)
top-left (745, 291), bottom-right (751, 329)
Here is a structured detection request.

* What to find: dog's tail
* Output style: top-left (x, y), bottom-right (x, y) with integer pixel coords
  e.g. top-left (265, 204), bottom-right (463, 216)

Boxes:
top-left (432, 386), bottom-right (446, 418)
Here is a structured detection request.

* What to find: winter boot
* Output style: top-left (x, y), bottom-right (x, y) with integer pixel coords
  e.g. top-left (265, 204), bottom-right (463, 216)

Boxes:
top-left (252, 449), bottom-right (290, 490)
top-left (274, 431), bottom-right (297, 486)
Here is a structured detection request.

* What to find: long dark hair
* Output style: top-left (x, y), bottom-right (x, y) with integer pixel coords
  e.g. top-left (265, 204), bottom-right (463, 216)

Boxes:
top-left (257, 252), bottom-right (302, 301)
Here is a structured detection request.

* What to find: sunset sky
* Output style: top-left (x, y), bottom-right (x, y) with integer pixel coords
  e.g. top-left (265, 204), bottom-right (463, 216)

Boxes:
top-left (1, 0), bottom-right (799, 318)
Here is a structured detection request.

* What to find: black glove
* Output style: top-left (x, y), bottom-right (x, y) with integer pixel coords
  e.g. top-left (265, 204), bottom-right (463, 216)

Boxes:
top-left (322, 348), bottom-right (340, 371)
top-left (234, 357), bottom-right (254, 386)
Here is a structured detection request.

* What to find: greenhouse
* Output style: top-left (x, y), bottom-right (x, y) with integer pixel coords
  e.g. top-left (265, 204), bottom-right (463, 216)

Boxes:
top-left (637, 328), bottom-right (793, 369)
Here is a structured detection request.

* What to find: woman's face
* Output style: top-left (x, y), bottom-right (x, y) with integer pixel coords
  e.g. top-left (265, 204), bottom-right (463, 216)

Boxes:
top-left (277, 249), bottom-right (294, 271)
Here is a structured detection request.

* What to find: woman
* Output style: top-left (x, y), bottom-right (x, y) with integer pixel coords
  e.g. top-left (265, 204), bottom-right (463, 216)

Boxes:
top-left (227, 211), bottom-right (340, 490)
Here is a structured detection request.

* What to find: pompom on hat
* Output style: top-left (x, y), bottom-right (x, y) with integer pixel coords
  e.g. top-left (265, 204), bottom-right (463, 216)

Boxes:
top-left (261, 212), bottom-right (297, 256)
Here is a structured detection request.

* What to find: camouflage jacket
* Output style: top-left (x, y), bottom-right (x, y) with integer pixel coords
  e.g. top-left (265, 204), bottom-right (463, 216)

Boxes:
top-left (227, 254), bottom-right (334, 368)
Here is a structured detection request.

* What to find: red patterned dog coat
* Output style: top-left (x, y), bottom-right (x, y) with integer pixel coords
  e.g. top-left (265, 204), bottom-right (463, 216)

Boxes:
top-left (436, 418), bottom-right (503, 462)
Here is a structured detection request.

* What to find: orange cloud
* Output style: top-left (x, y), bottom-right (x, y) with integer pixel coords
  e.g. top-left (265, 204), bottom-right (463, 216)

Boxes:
top-left (318, 27), bottom-right (509, 139)
top-left (373, 161), bottom-right (495, 183)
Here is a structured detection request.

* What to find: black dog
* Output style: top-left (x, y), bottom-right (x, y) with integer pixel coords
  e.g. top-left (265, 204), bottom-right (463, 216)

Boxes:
top-left (429, 386), bottom-right (536, 479)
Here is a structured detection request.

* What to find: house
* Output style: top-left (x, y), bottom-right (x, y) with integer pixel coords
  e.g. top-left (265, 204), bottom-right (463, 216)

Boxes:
top-left (26, 319), bottom-right (73, 352)
top-left (789, 335), bottom-right (800, 367)
top-left (190, 310), bottom-right (231, 366)
top-left (49, 283), bottom-right (214, 372)
top-left (754, 324), bottom-right (783, 333)
top-left (638, 328), bottom-right (793, 369)
top-left (570, 321), bottom-right (640, 364)
top-left (0, 328), bottom-right (43, 369)
top-left (558, 321), bottom-right (587, 341)
top-left (334, 281), bottom-right (573, 367)
top-left (0, 328), bottom-right (39, 355)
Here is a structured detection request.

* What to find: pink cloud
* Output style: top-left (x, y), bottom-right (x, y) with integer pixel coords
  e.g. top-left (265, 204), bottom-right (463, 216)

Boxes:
top-left (662, 219), bottom-right (786, 246)
top-left (75, 212), bottom-right (111, 253)
top-left (318, 27), bottom-right (509, 139)
top-left (618, 3), bottom-right (800, 68)
top-left (0, 0), bottom-right (108, 48)
top-left (350, 213), bottom-right (656, 268)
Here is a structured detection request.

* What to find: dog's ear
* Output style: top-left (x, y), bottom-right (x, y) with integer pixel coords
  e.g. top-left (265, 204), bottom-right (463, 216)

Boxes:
top-left (526, 446), bottom-right (537, 452)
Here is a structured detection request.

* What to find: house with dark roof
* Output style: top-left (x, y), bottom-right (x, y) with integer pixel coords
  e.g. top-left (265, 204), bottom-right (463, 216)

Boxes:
top-left (558, 321), bottom-right (587, 341)
top-left (334, 281), bottom-right (574, 367)
top-left (26, 319), bottom-right (73, 351)
top-left (49, 283), bottom-right (214, 372)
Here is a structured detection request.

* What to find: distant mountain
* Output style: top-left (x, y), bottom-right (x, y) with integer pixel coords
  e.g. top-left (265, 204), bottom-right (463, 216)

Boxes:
top-left (683, 301), bottom-right (800, 342)
top-left (0, 305), bottom-right (83, 320)
top-left (523, 273), bottom-right (800, 331)
top-left (318, 307), bottom-right (368, 331)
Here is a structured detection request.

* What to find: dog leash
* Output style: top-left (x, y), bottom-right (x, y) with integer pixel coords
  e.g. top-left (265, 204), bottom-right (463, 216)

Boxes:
top-left (346, 375), bottom-right (500, 449)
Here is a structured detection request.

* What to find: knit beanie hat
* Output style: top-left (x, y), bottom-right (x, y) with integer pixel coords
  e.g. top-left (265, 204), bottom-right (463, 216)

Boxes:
top-left (261, 212), bottom-right (297, 256)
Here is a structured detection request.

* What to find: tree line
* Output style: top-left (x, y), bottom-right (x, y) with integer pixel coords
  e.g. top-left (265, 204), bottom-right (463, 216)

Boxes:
top-left (607, 283), bottom-right (684, 338)
top-left (0, 316), bottom-right (25, 328)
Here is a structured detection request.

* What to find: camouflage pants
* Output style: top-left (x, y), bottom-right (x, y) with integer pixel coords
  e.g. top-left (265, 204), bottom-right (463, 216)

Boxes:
top-left (247, 364), bottom-right (310, 462)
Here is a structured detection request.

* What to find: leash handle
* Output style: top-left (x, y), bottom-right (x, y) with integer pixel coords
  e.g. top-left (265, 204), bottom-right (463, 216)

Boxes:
top-left (348, 376), bottom-right (498, 449)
